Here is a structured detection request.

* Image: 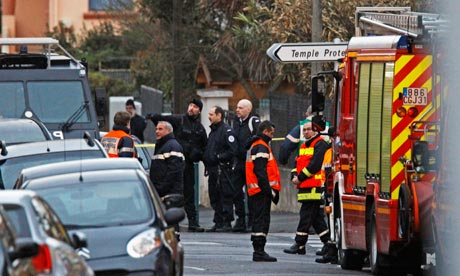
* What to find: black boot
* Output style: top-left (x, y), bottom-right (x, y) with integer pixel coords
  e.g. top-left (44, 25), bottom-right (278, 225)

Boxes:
top-left (283, 243), bottom-right (306, 255)
top-left (253, 251), bottom-right (277, 262)
top-left (188, 218), bottom-right (204, 232)
top-left (232, 218), bottom-right (246, 232)
top-left (316, 243), bottom-right (328, 256)
top-left (315, 243), bottom-right (338, 264)
top-left (252, 240), bottom-right (277, 262)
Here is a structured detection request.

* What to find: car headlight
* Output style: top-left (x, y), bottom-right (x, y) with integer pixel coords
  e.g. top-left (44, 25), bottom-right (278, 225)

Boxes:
top-left (126, 229), bottom-right (161, 258)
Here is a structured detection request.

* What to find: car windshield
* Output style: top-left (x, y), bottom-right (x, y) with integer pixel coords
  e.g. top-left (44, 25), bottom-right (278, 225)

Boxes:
top-left (3, 204), bottom-right (32, 238)
top-left (0, 151), bottom-right (105, 189)
top-left (33, 180), bottom-right (153, 228)
top-left (0, 123), bottom-right (47, 144)
top-left (0, 81), bottom-right (89, 124)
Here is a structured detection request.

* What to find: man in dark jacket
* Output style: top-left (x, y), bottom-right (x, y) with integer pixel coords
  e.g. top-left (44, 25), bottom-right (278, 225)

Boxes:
top-left (125, 99), bottom-right (147, 143)
top-left (150, 121), bottom-right (185, 198)
top-left (231, 99), bottom-right (260, 232)
top-left (147, 98), bottom-right (207, 232)
top-left (203, 106), bottom-right (238, 232)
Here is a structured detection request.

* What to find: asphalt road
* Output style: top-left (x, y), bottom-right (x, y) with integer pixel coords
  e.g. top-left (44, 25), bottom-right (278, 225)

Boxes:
top-left (179, 208), bottom-right (371, 275)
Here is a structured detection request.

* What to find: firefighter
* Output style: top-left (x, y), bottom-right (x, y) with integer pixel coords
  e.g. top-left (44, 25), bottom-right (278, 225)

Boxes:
top-left (279, 109), bottom-right (334, 258)
top-left (101, 111), bottom-right (136, 158)
top-left (283, 116), bottom-right (337, 263)
top-left (203, 106), bottom-right (238, 232)
top-left (246, 120), bottom-right (281, 262)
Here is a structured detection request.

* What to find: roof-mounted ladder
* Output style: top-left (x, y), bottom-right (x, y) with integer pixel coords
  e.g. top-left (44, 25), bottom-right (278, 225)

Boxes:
top-left (355, 7), bottom-right (448, 38)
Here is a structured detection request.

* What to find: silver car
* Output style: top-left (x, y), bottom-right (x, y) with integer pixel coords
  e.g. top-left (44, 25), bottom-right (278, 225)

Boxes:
top-left (0, 190), bottom-right (94, 275)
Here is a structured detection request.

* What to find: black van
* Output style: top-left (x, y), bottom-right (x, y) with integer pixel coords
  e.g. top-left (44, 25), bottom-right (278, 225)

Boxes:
top-left (0, 37), bottom-right (105, 139)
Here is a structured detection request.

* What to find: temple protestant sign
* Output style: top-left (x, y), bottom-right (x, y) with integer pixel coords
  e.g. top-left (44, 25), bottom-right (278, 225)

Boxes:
top-left (266, 42), bottom-right (348, 63)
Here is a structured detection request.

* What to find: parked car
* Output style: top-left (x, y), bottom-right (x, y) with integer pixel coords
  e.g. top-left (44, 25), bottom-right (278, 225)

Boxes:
top-left (0, 204), bottom-right (39, 276)
top-left (17, 162), bottom-right (185, 275)
top-left (0, 118), bottom-right (53, 145)
top-left (0, 137), bottom-right (108, 189)
top-left (0, 190), bottom-right (94, 275)
top-left (14, 158), bottom-right (145, 189)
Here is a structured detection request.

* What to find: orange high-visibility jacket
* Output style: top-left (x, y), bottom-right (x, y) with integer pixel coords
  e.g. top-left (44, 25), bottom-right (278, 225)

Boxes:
top-left (246, 139), bottom-right (281, 196)
top-left (296, 136), bottom-right (326, 188)
top-left (101, 130), bottom-right (135, 158)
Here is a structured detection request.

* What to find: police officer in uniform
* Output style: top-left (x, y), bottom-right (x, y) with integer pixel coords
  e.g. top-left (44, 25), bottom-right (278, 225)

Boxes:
top-left (246, 120), bottom-right (280, 262)
top-left (232, 99), bottom-right (260, 232)
top-left (283, 117), bottom-right (336, 263)
top-left (147, 98), bottom-right (207, 232)
top-left (203, 106), bottom-right (237, 232)
top-left (101, 111), bottom-right (136, 158)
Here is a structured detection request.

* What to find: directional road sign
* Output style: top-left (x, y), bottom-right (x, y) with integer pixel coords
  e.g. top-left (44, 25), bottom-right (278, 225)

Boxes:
top-left (267, 42), bottom-right (348, 63)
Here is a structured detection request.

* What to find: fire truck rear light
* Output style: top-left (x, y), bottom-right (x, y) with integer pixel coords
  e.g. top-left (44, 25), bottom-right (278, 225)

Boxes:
top-left (408, 107), bottom-right (419, 118)
top-left (32, 244), bottom-right (52, 274)
top-left (325, 206), bottom-right (332, 214)
top-left (396, 106), bottom-right (407, 117)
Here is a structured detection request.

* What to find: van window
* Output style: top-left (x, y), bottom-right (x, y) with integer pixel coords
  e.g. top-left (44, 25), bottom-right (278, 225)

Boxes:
top-left (0, 82), bottom-right (25, 119)
top-left (27, 81), bottom-right (90, 124)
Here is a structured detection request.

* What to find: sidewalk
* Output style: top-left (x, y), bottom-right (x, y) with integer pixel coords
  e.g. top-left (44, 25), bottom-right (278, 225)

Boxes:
top-left (179, 206), bottom-right (299, 233)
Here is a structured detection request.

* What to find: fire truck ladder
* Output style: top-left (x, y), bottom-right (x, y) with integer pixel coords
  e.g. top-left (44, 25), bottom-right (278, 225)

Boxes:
top-left (355, 7), bottom-right (448, 38)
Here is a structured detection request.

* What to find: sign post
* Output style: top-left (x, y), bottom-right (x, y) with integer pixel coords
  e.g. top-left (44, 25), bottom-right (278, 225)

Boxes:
top-left (266, 42), bottom-right (347, 63)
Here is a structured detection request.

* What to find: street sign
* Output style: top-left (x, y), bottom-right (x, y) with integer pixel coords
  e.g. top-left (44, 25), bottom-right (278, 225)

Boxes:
top-left (267, 42), bottom-right (348, 63)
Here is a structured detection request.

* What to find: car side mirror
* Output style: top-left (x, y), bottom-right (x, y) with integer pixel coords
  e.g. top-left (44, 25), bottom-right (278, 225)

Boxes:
top-left (9, 238), bottom-right (39, 261)
top-left (72, 231), bottom-right (88, 249)
top-left (164, 207), bottom-right (185, 226)
top-left (311, 75), bottom-right (325, 113)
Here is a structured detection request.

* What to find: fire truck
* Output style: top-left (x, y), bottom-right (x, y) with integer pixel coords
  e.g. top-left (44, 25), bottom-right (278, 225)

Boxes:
top-left (311, 8), bottom-right (446, 275)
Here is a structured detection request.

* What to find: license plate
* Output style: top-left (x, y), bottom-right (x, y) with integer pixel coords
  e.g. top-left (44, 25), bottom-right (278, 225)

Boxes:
top-left (403, 87), bottom-right (428, 105)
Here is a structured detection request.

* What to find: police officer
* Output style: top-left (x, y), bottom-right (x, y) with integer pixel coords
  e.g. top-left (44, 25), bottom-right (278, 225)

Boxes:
top-left (147, 98), bottom-right (207, 232)
top-left (232, 99), bottom-right (260, 232)
top-left (246, 120), bottom-right (280, 262)
top-left (283, 117), bottom-right (336, 263)
top-left (203, 106), bottom-right (237, 232)
top-left (125, 99), bottom-right (147, 143)
top-left (101, 111), bottom-right (136, 158)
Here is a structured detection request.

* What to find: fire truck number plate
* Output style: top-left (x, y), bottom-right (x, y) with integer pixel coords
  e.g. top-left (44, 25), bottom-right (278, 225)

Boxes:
top-left (403, 87), bottom-right (428, 105)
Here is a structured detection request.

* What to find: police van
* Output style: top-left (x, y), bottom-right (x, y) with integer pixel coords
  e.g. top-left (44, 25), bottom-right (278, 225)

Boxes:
top-left (0, 37), bottom-right (104, 139)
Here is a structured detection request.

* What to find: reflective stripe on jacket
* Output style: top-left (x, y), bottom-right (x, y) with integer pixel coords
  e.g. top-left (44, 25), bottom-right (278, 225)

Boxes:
top-left (246, 139), bottom-right (281, 196)
top-left (297, 187), bottom-right (322, 201)
top-left (296, 136), bottom-right (325, 189)
top-left (101, 130), bottom-right (135, 158)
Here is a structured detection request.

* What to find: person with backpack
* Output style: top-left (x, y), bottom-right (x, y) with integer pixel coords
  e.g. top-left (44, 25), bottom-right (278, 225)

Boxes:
top-left (231, 99), bottom-right (260, 232)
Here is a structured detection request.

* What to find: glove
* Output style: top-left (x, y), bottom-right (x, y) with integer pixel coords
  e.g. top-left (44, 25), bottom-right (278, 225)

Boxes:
top-left (271, 189), bottom-right (280, 205)
top-left (189, 148), bottom-right (202, 163)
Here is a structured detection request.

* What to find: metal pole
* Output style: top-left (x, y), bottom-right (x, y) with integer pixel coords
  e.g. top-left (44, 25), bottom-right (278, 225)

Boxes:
top-left (311, 0), bottom-right (322, 76)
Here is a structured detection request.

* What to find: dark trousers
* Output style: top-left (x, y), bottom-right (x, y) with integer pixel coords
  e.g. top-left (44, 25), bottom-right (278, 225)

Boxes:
top-left (295, 200), bottom-right (329, 245)
top-left (183, 162), bottom-right (197, 221)
top-left (232, 162), bottom-right (250, 222)
top-left (208, 166), bottom-right (234, 224)
top-left (250, 192), bottom-right (272, 250)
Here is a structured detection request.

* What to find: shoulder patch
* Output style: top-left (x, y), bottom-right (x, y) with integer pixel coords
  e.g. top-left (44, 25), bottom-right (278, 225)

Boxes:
top-left (228, 135), bottom-right (235, 143)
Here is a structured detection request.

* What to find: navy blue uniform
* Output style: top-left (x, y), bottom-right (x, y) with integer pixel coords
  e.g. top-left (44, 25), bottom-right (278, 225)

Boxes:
top-left (149, 113), bottom-right (207, 222)
top-left (203, 121), bottom-right (237, 225)
top-left (232, 114), bottom-right (260, 227)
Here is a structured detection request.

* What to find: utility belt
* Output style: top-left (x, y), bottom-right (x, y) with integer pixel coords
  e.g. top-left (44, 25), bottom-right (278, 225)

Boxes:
top-left (297, 187), bottom-right (323, 202)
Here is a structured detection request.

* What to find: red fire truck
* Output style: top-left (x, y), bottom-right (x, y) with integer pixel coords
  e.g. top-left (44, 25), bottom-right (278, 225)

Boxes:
top-left (311, 8), bottom-right (446, 275)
